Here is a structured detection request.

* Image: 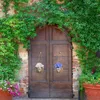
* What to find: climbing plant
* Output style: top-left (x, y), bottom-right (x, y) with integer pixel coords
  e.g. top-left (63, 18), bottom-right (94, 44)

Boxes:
top-left (2, 0), bottom-right (28, 16)
top-left (0, 0), bottom-right (100, 86)
top-left (69, 0), bottom-right (100, 86)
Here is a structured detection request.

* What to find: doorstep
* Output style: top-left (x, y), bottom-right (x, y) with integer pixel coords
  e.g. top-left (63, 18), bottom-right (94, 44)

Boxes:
top-left (13, 97), bottom-right (78, 100)
top-left (13, 95), bottom-right (78, 100)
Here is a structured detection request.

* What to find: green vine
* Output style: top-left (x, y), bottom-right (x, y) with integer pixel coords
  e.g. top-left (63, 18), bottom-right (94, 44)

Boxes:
top-left (0, 0), bottom-right (100, 87)
top-left (2, 0), bottom-right (28, 16)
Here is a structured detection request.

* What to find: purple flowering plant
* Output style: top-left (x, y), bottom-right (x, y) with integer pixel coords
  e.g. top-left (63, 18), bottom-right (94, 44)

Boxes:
top-left (0, 80), bottom-right (21, 96)
top-left (54, 62), bottom-right (63, 68)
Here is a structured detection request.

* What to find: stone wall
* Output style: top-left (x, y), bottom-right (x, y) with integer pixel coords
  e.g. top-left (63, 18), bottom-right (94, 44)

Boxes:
top-left (0, 0), bottom-right (4, 18)
top-left (73, 43), bottom-right (81, 98)
top-left (18, 45), bottom-right (29, 96)
top-left (18, 43), bottom-right (80, 98)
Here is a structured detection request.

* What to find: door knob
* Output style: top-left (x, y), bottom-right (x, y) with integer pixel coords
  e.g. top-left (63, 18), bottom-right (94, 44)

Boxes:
top-left (35, 63), bottom-right (44, 73)
top-left (54, 62), bottom-right (63, 73)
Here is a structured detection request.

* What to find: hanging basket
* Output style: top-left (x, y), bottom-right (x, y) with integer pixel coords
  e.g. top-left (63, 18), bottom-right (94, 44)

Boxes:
top-left (83, 83), bottom-right (100, 100)
top-left (0, 90), bottom-right (12, 100)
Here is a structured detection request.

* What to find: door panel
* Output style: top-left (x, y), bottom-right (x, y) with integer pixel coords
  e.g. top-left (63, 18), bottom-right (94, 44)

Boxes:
top-left (29, 25), bottom-right (72, 98)
top-left (53, 45), bottom-right (69, 56)
top-left (29, 26), bottom-right (49, 98)
top-left (31, 45), bottom-right (46, 57)
top-left (53, 70), bottom-right (69, 81)
top-left (34, 27), bottom-right (47, 41)
top-left (29, 82), bottom-right (49, 97)
top-left (31, 45), bottom-right (47, 81)
top-left (50, 26), bottom-right (72, 98)
top-left (53, 57), bottom-right (69, 70)
top-left (52, 27), bottom-right (67, 41)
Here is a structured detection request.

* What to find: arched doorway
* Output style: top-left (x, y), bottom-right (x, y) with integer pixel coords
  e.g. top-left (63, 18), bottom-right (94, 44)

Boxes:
top-left (28, 25), bottom-right (73, 98)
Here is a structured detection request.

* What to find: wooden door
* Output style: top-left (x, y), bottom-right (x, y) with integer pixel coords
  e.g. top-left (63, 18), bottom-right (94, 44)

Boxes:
top-left (28, 25), bottom-right (72, 98)
top-left (49, 26), bottom-right (72, 98)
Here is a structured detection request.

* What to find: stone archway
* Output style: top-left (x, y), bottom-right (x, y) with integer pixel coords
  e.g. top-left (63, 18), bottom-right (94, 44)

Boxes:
top-left (18, 25), bottom-right (80, 98)
top-left (28, 25), bottom-right (72, 98)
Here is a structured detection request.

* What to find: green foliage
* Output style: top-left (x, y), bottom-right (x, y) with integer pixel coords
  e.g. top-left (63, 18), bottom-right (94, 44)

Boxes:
top-left (0, 36), bottom-right (21, 81)
top-left (0, 0), bottom-right (100, 89)
top-left (0, 14), bottom-right (36, 82)
top-left (2, 0), bottom-right (28, 17)
top-left (79, 70), bottom-right (100, 90)
top-left (68, 0), bottom-right (100, 89)
top-left (0, 80), bottom-right (20, 96)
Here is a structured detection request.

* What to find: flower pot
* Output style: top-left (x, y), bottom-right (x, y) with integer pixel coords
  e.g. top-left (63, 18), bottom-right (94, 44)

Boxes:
top-left (0, 90), bottom-right (12, 100)
top-left (83, 84), bottom-right (100, 100)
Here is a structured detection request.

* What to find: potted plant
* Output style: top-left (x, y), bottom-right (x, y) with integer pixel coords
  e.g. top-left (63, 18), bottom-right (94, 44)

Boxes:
top-left (0, 36), bottom-right (22, 100)
top-left (0, 60), bottom-right (21, 100)
top-left (0, 80), bottom-right (20, 100)
top-left (79, 67), bottom-right (100, 100)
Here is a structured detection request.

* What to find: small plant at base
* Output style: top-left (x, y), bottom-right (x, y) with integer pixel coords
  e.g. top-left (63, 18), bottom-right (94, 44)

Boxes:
top-left (0, 80), bottom-right (21, 97)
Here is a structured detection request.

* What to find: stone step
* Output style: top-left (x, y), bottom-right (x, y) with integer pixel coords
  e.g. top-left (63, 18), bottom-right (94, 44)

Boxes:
top-left (13, 98), bottom-right (78, 100)
top-left (13, 97), bottom-right (78, 100)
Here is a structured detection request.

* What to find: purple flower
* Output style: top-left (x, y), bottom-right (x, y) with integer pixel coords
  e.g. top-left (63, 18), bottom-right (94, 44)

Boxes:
top-left (14, 84), bottom-right (19, 89)
top-left (54, 62), bottom-right (63, 68)
top-left (7, 83), bottom-right (21, 96)
top-left (7, 81), bottom-right (10, 85)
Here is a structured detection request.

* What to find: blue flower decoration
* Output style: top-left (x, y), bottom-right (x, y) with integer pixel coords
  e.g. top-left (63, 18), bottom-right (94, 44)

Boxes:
top-left (54, 62), bottom-right (63, 68)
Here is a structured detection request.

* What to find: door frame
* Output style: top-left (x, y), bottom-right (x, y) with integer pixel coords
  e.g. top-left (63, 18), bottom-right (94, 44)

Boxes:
top-left (28, 25), bottom-right (73, 98)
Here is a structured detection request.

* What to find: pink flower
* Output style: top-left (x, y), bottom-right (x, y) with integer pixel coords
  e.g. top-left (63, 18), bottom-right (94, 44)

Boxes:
top-left (7, 81), bottom-right (10, 85)
top-left (14, 84), bottom-right (19, 89)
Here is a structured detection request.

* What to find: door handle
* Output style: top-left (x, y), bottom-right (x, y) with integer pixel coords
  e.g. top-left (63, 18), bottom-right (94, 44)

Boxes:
top-left (35, 63), bottom-right (44, 73)
top-left (54, 62), bottom-right (63, 73)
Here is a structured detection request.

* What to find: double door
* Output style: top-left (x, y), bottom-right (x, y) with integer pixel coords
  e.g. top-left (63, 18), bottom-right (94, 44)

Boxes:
top-left (28, 25), bottom-right (72, 98)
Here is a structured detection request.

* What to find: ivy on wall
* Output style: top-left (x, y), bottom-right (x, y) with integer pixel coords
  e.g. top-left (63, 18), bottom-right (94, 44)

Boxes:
top-left (69, 0), bottom-right (100, 86)
top-left (0, 0), bottom-right (100, 85)
top-left (2, 0), bottom-right (28, 16)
